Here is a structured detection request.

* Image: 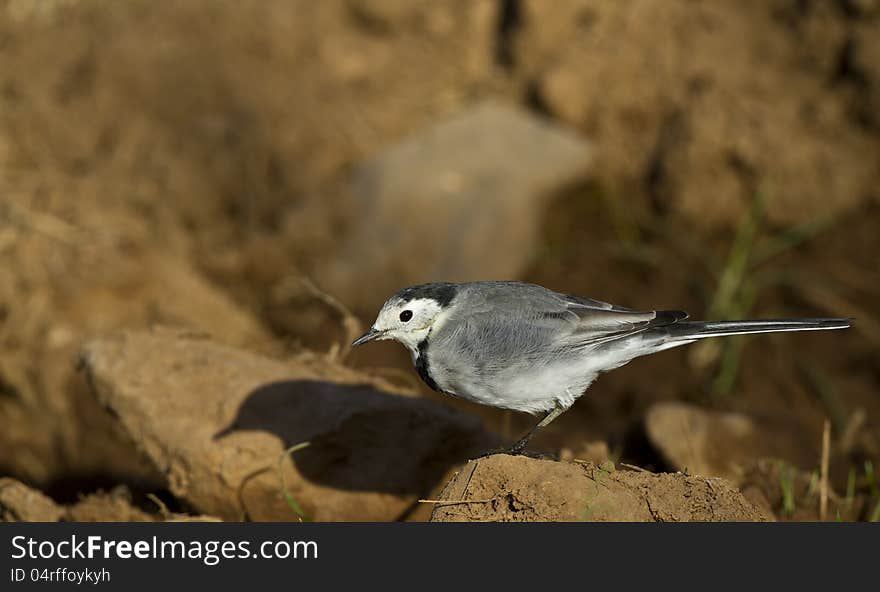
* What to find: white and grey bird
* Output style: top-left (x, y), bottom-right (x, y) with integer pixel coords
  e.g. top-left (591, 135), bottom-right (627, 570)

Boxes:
top-left (352, 281), bottom-right (851, 454)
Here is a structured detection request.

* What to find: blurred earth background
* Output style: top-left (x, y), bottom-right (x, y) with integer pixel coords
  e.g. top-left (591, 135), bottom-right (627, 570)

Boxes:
top-left (1, 0), bottom-right (879, 522)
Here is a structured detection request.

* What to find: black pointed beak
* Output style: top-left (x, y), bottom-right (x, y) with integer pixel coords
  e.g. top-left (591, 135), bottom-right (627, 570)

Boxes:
top-left (352, 328), bottom-right (384, 347)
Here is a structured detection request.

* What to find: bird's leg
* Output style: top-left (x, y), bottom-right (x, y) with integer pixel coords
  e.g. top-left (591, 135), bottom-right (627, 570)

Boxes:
top-left (504, 403), bottom-right (567, 456)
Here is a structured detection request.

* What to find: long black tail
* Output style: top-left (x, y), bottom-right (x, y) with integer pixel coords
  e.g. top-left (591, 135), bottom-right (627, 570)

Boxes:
top-left (661, 318), bottom-right (851, 342)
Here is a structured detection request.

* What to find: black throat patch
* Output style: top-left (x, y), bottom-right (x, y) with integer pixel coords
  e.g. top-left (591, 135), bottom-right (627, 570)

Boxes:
top-left (414, 337), bottom-right (439, 392)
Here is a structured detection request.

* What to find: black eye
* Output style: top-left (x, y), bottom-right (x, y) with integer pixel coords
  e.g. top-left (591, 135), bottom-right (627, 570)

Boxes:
top-left (399, 310), bottom-right (413, 322)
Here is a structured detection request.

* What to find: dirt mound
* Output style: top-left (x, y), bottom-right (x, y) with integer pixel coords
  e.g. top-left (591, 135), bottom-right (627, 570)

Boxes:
top-left (80, 329), bottom-right (497, 521)
top-left (429, 455), bottom-right (768, 522)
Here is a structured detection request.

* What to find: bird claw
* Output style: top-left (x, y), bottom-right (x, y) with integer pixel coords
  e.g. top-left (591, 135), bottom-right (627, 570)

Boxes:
top-left (468, 439), bottom-right (528, 460)
top-left (468, 440), bottom-right (557, 461)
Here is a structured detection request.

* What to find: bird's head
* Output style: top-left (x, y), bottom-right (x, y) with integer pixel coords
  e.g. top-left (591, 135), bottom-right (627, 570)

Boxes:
top-left (352, 283), bottom-right (458, 352)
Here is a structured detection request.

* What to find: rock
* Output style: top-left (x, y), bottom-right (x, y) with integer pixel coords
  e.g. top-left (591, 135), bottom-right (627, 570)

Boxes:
top-left (429, 455), bottom-right (768, 522)
top-left (0, 478), bottom-right (65, 522)
top-left (645, 402), bottom-right (817, 483)
top-left (80, 329), bottom-right (497, 521)
top-left (319, 101), bottom-right (592, 312)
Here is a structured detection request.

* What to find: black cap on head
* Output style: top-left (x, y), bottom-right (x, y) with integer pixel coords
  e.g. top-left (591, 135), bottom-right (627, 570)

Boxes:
top-left (395, 282), bottom-right (458, 308)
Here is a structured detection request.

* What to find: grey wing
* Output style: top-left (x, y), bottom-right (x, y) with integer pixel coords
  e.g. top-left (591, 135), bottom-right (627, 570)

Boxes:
top-left (555, 293), bottom-right (688, 348)
top-left (451, 282), bottom-right (687, 352)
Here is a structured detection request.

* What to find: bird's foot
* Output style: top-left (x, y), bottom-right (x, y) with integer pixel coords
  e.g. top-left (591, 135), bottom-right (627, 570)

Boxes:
top-left (504, 437), bottom-right (530, 456)
top-left (468, 447), bottom-right (506, 461)
top-left (468, 437), bottom-right (557, 461)
top-left (468, 448), bottom-right (556, 461)
top-left (469, 438), bottom-right (528, 460)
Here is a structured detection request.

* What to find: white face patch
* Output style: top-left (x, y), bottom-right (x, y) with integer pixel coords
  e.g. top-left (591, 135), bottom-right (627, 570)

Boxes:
top-left (371, 297), bottom-right (444, 353)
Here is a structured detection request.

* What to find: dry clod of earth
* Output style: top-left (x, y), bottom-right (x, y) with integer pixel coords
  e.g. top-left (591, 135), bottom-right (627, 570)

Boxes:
top-left (80, 329), bottom-right (498, 521)
top-left (65, 488), bottom-right (157, 523)
top-left (430, 455), bottom-right (769, 522)
top-left (0, 477), bottom-right (222, 522)
top-left (0, 478), bottom-right (65, 522)
top-left (645, 402), bottom-right (818, 484)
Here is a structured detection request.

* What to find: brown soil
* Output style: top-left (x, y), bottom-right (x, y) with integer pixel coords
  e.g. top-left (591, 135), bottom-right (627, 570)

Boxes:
top-left (0, 478), bottom-right (66, 522)
top-left (1, 1), bottom-right (878, 522)
top-left (65, 488), bottom-right (157, 523)
top-left (1, 477), bottom-right (222, 523)
top-left (430, 455), bottom-right (768, 522)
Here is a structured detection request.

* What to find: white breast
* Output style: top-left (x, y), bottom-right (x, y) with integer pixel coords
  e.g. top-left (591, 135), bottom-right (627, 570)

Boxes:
top-left (429, 343), bottom-right (646, 415)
